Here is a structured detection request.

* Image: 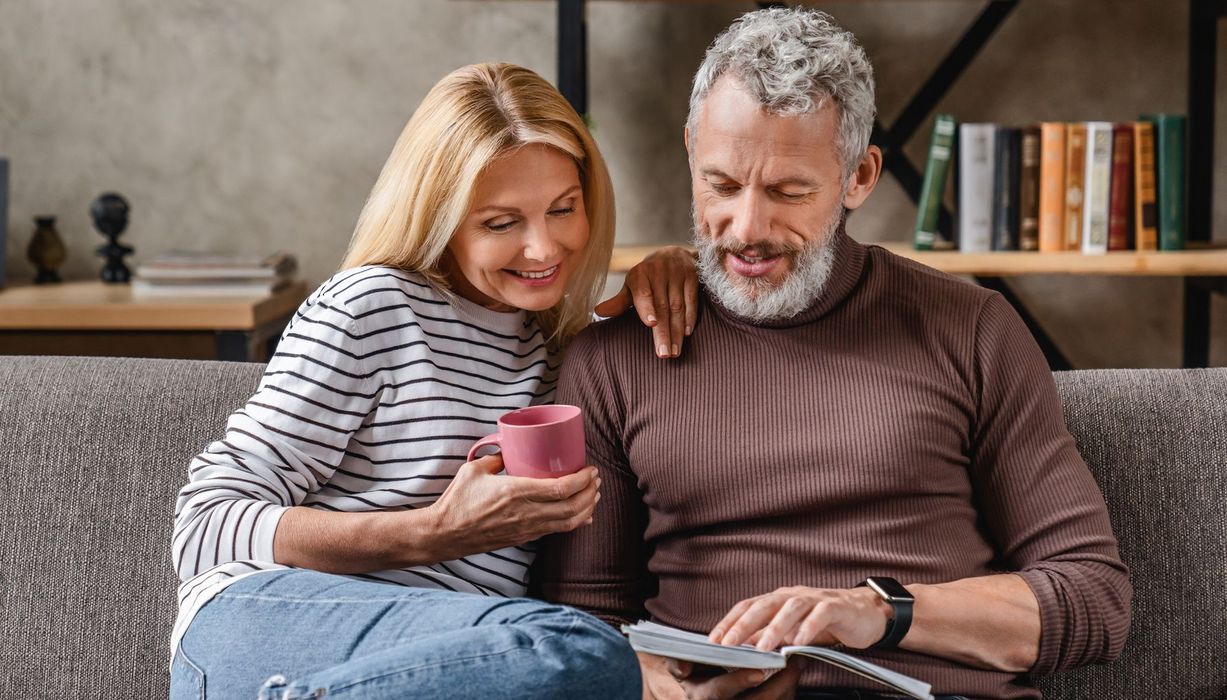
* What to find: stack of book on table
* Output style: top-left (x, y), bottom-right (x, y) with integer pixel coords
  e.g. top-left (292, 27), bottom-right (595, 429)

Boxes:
top-left (132, 251), bottom-right (298, 298)
top-left (913, 113), bottom-right (1186, 254)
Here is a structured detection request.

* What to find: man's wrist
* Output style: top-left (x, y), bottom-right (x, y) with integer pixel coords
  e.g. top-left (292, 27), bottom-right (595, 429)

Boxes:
top-left (858, 577), bottom-right (915, 649)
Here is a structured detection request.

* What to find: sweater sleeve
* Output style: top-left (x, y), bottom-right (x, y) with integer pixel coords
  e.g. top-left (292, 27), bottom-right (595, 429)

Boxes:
top-left (171, 293), bottom-right (379, 581)
top-left (532, 324), bottom-right (653, 627)
top-left (969, 292), bottom-right (1132, 675)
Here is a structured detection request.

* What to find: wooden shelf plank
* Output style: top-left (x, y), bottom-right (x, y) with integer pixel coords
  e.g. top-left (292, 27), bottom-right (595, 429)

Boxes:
top-left (610, 243), bottom-right (1227, 277)
top-left (0, 280), bottom-right (308, 330)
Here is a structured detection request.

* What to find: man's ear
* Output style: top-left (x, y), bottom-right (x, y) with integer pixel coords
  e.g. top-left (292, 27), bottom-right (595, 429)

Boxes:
top-left (684, 126), bottom-right (691, 154)
top-left (843, 144), bottom-right (882, 211)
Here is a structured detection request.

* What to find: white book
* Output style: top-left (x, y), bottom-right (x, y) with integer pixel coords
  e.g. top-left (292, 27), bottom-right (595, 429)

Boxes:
top-left (622, 621), bottom-right (934, 700)
top-left (135, 251), bottom-right (297, 279)
top-left (131, 278), bottom-right (289, 298)
top-left (957, 123), bottom-right (996, 253)
top-left (1081, 122), bottom-right (1113, 254)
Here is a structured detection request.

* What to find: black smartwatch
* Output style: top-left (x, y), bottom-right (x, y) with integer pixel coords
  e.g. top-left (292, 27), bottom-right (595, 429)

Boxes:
top-left (858, 576), bottom-right (914, 649)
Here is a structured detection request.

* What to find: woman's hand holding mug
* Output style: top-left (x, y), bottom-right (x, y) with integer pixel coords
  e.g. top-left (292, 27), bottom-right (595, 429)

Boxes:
top-left (427, 455), bottom-right (599, 562)
top-left (425, 404), bottom-right (598, 561)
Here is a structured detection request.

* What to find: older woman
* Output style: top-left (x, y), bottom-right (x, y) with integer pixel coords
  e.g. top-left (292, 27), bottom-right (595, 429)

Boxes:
top-left (169, 63), bottom-right (694, 699)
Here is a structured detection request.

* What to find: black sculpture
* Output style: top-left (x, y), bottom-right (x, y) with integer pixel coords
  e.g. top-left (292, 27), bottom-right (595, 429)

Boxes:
top-left (91, 192), bottom-right (133, 283)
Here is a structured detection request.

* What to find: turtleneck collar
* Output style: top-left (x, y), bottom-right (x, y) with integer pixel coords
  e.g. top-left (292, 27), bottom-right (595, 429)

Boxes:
top-left (702, 222), bottom-right (867, 330)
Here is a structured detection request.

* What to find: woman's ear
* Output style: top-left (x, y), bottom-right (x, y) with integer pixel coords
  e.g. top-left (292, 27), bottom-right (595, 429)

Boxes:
top-left (842, 145), bottom-right (883, 211)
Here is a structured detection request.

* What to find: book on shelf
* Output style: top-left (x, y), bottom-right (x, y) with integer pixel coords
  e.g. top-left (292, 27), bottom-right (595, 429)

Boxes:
top-left (131, 277), bottom-right (291, 298)
top-left (991, 127), bottom-right (1021, 251)
top-left (132, 250), bottom-right (298, 298)
top-left (1081, 122), bottom-right (1113, 255)
top-left (1142, 113), bottom-right (1186, 250)
top-left (913, 114), bottom-right (956, 251)
top-left (1037, 123), bottom-right (1066, 252)
top-left (1018, 125), bottom-right (1041, 251)
top-left (1133, 121), bottom-right (1159, 251)
top-left (957, 123), bottom-right (996, 254)
top-left (1108, 124), bottom-right (1135, 251)
top-left (1063, 123), bottom-right (1087, 251)
top-left (135, 251), bottom-right (298, 280)
top-left (622, 620), bottom-right (934, 700)
top-left (924, 115), bottom-right (1184, 255)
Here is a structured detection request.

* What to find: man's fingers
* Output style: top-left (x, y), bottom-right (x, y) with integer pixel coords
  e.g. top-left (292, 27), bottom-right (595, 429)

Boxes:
top-left (793, 602), bottom-right (834, 646)
top-left (710, 597), bottom-right (755, 643)
top-left (685, 668), bottom-right (769, 700)
top-left (719, 597), bottom-right (782, 647)
top-left (665, 658), bottom-right (692, 680)
top-left (593, 284), bottom-right (631, 319)
top-left (755, 597), bottom-right (812, 650)
top-left (740, 661), bottom-right (803, 700)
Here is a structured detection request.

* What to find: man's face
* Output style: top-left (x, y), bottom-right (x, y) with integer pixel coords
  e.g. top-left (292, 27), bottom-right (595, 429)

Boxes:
top-left (688, 76), bottom-right (849, 317)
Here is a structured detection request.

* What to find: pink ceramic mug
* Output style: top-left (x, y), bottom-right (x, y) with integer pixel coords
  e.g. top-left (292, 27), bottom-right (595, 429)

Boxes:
top-left (466, 404), bottom-right (587, 478)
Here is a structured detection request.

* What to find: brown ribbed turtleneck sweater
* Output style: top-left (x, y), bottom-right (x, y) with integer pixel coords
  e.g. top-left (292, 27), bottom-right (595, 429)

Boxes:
top-left (535, 228), bottom-right (1131, 699)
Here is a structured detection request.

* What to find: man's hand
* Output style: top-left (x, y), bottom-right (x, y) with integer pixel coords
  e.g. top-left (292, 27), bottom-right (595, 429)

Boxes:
top-left (709, 586), bottom-right (891, 652)
top-left (594, 245), bottom-right (698, 359)
top-left (638, 652), bottom-right (801, 700)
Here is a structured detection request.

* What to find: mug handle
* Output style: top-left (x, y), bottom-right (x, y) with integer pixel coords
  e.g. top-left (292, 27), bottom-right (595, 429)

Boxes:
top-left (467, 434), bottom-right (502, 463)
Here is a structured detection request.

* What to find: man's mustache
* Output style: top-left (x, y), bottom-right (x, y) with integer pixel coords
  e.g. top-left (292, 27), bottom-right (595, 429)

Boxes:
top-left (710, 239), bottom-right (802, 259)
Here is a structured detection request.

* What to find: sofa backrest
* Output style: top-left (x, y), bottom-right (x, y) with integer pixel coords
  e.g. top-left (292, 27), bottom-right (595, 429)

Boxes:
top-left (1, 357), bottom-right (1224, 698)
top-left (0, 356), bottom-right (266, 699)
top-left (1037, 368), bottom-right (1227, 698)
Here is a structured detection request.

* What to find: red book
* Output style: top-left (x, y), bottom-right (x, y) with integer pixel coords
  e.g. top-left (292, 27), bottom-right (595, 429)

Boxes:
top-left (1108, 124), bottom-right (1135, 250)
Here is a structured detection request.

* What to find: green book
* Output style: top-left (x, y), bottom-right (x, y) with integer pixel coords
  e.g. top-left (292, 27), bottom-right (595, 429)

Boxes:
top-left (1141, 114), bottom-right (1186, 250)
top-left (913, 114), bottom-right (956, 250)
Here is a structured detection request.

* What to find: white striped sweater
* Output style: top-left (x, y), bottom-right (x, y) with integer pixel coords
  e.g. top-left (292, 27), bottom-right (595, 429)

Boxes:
top-left (170, 265), bottom-right (560, 654)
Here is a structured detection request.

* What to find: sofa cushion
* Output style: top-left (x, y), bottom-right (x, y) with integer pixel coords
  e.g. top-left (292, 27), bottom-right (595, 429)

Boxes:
top-left (0, 356), bottom-right (264, 700)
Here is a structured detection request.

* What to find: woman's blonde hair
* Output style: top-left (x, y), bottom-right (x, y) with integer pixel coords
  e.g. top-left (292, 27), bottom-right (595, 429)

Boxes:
top-left (341, 63), bottom-right (615, 350)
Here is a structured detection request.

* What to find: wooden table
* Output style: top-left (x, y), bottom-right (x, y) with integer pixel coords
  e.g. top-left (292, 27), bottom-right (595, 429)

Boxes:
top-left (0, 280), bottom-right (309, 362)
top-left (610, 244), bottom-right (1227, 368)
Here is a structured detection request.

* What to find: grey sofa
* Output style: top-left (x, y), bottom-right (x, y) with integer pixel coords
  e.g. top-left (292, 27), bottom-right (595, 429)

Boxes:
top-left (0, 355), bottom-right (1224, 699)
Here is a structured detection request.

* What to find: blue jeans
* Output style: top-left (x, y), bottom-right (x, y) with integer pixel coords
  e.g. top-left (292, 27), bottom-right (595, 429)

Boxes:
top-left (170, 568), bottom-right (641, 699)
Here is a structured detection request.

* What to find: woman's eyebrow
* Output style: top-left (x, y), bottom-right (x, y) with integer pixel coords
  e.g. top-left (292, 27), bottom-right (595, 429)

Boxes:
top-left (550, 185), bottom-right (582, 203)
top-left (472, 204), bottom-right (521, 215)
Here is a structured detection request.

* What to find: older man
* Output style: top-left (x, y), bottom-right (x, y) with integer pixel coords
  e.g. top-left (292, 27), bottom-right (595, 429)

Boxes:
top-left (535, 7), bottom-right (1130, 700)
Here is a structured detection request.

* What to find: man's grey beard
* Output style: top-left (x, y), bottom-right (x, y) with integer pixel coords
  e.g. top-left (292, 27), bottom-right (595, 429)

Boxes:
top-left (694, 210), bottom-right (841, 322)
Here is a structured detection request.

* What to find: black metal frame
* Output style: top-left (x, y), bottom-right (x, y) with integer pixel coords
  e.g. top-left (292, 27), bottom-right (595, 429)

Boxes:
top-left (1183, 0), bottom-right (1226, 367)
top-left (554, 0), bottom-right (1223, 369)
top-left (873, 0), bottom-right (1019, 243)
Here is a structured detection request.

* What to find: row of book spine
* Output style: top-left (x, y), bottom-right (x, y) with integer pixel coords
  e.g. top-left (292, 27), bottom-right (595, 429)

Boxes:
top-left (913, 114), bottom-right (1186, 253)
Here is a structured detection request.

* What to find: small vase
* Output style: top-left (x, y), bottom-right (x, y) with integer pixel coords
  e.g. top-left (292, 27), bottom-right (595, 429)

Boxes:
top-left (27, 216), bottom-right (67, 284)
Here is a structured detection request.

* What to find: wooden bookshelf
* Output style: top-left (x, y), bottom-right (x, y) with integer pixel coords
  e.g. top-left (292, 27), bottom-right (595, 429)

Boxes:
top-left (610, 244), bottom-right (1227, 277)
top-left (0, 280), bottom-right (308, 361)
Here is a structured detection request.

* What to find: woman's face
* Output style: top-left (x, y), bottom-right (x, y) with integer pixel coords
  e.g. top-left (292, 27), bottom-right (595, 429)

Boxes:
top-left (446, 143), bottom-right (590, 313)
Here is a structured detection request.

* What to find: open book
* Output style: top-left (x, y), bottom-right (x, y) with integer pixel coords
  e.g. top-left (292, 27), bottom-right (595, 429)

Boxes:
top-left (622, 620), bottom-right (934, 700)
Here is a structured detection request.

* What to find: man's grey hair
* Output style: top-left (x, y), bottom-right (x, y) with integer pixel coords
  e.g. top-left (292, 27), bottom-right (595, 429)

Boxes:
top-left (687, 7), bottom-right (877, 180)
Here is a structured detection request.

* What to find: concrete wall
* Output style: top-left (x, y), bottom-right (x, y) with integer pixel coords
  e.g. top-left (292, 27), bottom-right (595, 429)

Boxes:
top-left (1, 0), bottom-right (1222, 367)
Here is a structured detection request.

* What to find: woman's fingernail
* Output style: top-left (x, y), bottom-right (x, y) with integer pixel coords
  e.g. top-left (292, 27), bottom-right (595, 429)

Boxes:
top-left (647, 315), bottom-right (657, 325)
top-left (658, 344), bottom-right (668, 357)
top-left (671, 344), bottom-right (679, 356)
top-left (685, 326), bottom-right (692, 335)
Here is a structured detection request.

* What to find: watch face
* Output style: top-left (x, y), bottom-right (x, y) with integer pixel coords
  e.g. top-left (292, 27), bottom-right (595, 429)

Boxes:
top-left (867, 577), bottom-right (913, 603)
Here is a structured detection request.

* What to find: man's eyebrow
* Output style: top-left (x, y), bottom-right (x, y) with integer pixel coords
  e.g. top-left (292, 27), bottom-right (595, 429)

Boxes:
top-left (700, 168), bottom-right (820, 189)
top-left (767, 177), bottom-right (820, 189)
